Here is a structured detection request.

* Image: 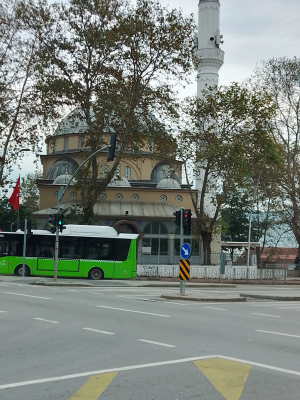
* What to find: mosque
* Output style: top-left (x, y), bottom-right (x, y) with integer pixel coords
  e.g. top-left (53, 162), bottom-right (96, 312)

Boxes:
top-left (33, 0), bottom-right (224, 266)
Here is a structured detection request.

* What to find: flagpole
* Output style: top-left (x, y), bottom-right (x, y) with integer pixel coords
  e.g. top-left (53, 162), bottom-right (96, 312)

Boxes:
top-left (17, 175), bottom-right (20, 230)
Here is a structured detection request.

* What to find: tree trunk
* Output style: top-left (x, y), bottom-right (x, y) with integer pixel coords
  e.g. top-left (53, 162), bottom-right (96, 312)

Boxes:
top-left (201, 231), bottom-right (213, 265)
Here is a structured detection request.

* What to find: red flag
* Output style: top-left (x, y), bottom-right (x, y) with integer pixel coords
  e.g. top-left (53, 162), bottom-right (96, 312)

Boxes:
top-left (8, 177), bottom-right (20, 211)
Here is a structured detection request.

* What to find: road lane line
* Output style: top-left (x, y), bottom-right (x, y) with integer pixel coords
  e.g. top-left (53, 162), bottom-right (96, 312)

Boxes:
top-left (5, 292), bottom-right (51, 300)
top-left (97, 305), bottom-right (170, 317)
top-left (2, 354), bottom-right (300, 390)
top-left (67, 290), bottom-right (81, 292)
top-left (138, 339), bottom-right (176, 348)
top-left (204, 307), bottom-right (227, 311)
top-left (256, 330), bottom-right (300, 338)
top-left (83, 328), bottom-right (115, 335)
top-left (34, 318), bottom-right (59, 324)
top-left (251, 313), bottom-right (281, 318)
top-left (88, 292), bottom-right (104, 295)
top-left (68, 372), bottom-right (118, 400)
top-left (0, 311), bottom-right (8, 313)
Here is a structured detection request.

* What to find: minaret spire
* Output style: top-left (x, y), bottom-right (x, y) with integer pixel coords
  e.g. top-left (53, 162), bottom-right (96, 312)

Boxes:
top-left (194, 0), bottom-right (225, 217)
top-left (196, 0), bottom-right (224, 98)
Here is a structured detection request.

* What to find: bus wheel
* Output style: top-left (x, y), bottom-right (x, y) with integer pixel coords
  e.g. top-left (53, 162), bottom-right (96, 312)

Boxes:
top-left (14, 265), bottom-right (30, 276)
top-left (89, 268), bottom-right (104, 280)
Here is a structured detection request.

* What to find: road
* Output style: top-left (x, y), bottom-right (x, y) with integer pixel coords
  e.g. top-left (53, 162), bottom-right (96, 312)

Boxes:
top-left (0, 279), bottom-right (300, 399)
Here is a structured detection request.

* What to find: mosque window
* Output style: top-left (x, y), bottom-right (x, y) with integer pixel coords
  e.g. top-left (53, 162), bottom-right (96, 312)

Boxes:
top-left (159, 194), bottom-right (167, 203)
top-left (124, 166), bottom-right (131, 179)
top-left (115, 193), bottom-right (123, 201)
top-left (131, 193), bottom-right (139, 202)
top-left (143, 222), bottom-right (167, 235)
top-left (78, 136), bottom-right (84, 149)
top-left (70, 191), bottom-right (77, 200)
top-left (98, 193), bottom-right (107, 201)
top-left (102, 165), bottom-right (110, 177)
top-left (175, 195), bottom-right (183, 203)
top-left (64, 137), bottom-right (69, 151)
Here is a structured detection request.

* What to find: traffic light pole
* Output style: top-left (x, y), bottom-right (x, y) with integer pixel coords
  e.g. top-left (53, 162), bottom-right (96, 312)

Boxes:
top-left (179, 208), bottom-right (185, 295)
top-left (53, 144), bottom-right (110, 281)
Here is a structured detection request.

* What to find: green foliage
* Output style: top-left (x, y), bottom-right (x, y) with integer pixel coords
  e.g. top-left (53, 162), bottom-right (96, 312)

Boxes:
top-left (179, 82), bottom-right (281, 262)
top-left (20, 0), bottom-right (196, 223)
top-left (20, 171), bottom-right (41, 216)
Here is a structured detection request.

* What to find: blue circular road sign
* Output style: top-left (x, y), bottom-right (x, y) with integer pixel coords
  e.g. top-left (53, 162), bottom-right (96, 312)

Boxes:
top-left (180, 243), bottom-right (191, 260)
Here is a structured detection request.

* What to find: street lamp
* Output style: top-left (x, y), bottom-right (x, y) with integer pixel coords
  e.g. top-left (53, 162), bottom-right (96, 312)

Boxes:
top-left (246, 171), bottom-right (262, 281)
top-left (52, 144), bottom-right (112, 281)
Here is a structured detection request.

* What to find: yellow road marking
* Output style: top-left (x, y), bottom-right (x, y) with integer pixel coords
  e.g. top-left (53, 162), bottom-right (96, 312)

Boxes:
top-left (193, 358), bottom-right (251, 400)
top-left (68, 372), bottom-right (117, 399)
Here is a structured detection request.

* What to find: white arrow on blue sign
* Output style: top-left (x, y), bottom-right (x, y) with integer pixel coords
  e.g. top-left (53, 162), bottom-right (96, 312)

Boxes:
top-left (180, 243), bottom-right (191, 260)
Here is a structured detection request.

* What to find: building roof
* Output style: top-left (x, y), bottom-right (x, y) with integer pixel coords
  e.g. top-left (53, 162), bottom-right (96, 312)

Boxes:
top-left (33, 201), bottom-right (197, 219)
top-left (260, 247), bottom-right (298, 261)
top-left (53, 174), bottom-right (77, 185)
top-left (156, 178), bottom-right (181, 189)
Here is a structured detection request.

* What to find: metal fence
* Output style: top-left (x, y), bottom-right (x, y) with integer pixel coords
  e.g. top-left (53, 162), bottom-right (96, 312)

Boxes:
top-left (139, 265), bottom-right (288, 282)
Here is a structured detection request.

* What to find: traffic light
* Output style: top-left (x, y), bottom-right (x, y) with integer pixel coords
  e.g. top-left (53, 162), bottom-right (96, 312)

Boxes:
top-left (20, 220), bottom-right (32, 237)
top-left (183, 209), bottom-right (192, 235)
top-left (107, 134), bottom-right (120, 162)
top-left (173, 210), bottom-right (181, 227)
top-left (57, 213), bottom-right (66, 233)
top-left (49, 214), bottom-right (56, 234)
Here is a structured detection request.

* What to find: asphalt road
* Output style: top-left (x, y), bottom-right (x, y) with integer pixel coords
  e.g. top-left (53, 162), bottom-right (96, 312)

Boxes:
top-left (1, 280), bottom-right (300, 399)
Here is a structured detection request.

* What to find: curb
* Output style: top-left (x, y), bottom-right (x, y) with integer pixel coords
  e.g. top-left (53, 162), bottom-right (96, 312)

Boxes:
top-left (140, 284), bottom-right (236, 288)
top-left (161, 295), bottom-right (246, 302)
top-left (240, 294), bottom-right (300, 301)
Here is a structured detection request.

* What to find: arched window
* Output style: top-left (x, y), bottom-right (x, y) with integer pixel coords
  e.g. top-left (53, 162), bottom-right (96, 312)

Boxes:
top-left (102, 165), bottom-right (110, 177)
top-left (70, 192), bottom-right (77, 200)
top-left (124, 166), bottom-right (131, 179)
top-left (143, 222), bottom-right (167, 235)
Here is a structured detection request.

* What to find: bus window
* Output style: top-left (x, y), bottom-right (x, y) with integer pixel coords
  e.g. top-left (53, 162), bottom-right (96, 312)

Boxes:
top-left (59, 237), bottom-right (83, 259)
top-left (83, 238), bottom-right (114, 260)
top-left (0, 237), bottom-right (9, 256)
top-left (115, 239), bottom-right (131, 261)
top-left (36, 236), bottom-right (55, 259)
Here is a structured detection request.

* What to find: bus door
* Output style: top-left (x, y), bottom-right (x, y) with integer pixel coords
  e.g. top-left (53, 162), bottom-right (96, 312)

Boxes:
top-left (0, 235), bottom-right (9, 273)
top-left (113, 239), bottom-right (132, 279)
top-left (58, 237), bottom-right (82, 275)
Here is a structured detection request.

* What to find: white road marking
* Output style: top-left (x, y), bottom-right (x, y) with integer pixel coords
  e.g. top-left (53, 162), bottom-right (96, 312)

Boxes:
top-left (97, 305), bottom-right (170, 317)
top-left (256, 330), bottom-right (300, 338)
top-left (34, 318), bottom-right (59, 324)
top-left (5, 292), bottom-right (51, 300)
top-left (250, 302), bottom-right (300, 307)
top-left (203, 307), bottom-right (227, 311)
top-left (251, 313), bottom-right (281, 318)
top-left (116, 295), bottom-right (186, 305)
top-left (138, 339), bottom-right (176, 348)
top-left (1, 354), bottom-right (300, 390)
top-left (67, 290), bottom-right (81, 292)
top-left (0, 311), bottom-right (8, 313)
top-left (83, 327), bottom-right (115, 335)
top-left (88, 292), bottom-right (104, 295)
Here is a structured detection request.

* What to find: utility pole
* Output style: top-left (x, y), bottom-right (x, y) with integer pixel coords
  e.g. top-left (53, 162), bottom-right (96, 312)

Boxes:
top-left (52, 139), bottom-right (118, 281)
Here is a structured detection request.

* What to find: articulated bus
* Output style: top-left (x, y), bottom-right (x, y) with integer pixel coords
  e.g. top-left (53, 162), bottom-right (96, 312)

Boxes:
top-left (0, 225), bottom-right (138, 280)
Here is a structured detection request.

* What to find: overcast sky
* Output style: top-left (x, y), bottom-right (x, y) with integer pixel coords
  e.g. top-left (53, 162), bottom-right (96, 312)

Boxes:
top-left (11, 0), bottom-right (300, 182)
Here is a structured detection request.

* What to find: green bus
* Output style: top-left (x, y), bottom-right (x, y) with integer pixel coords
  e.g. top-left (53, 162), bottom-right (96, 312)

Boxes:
top-left (0, 225), bottom-right (138, 280)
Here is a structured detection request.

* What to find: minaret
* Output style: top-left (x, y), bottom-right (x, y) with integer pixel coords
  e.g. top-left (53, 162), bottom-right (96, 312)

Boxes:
top-left (194, 0), bottom-right (224, 216)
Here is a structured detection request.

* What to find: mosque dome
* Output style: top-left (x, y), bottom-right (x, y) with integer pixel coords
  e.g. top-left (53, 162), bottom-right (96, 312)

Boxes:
top-left (45, 158), bottom-right (79, 180)
top-left (156, 178), bottom-right (181, 189)
top-left (52, 174), bottom-right (77, 185)
top-left (108, 177), bottom-right (131, 187)
top-left (151, 162), bottom-right (180, 183)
